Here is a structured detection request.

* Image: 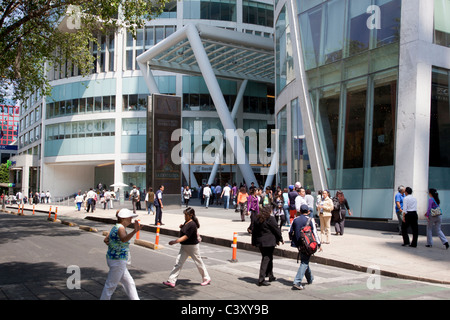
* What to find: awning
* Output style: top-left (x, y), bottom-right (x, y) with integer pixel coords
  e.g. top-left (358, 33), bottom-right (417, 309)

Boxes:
top-left (136, 23), bottom-right (274, 84)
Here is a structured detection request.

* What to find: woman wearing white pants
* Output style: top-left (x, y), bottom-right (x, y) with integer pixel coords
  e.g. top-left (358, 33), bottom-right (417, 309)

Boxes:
top-left (163, 207), bottom-right (211, 287)
top-left (100, 209), bottom-right (141, 300)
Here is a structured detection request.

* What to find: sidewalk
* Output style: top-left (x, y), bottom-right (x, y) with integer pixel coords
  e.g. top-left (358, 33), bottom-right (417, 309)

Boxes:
top-left (5, 201), bottom-right (450, 285)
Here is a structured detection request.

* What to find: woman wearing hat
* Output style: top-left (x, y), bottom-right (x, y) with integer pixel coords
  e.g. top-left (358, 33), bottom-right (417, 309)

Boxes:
top-left (100, 209), bottom-right (141, 300)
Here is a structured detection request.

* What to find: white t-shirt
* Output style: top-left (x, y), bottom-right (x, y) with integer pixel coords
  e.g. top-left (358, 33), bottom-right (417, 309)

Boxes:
top-left (222, 186), bottom-right (231, 197)
top-left (203, 187), bottom-right (211, 197)
top-left (295, 195), bottom-right (307, 212)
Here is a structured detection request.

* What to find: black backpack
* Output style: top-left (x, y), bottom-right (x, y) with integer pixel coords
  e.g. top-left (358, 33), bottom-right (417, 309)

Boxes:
top-left (298, 217), bottom-right (318, 258)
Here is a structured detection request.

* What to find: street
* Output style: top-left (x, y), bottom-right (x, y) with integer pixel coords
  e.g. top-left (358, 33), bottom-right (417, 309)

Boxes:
top-left (1, 211), bottom-right (450, 303)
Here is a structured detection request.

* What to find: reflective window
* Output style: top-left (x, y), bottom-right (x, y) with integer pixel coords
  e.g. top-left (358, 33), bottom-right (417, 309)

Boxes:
top-left (243, 1), bottom-right (274, 27)
top-left (434, 0), bottom-right (450, 47)
top-left (429, 67), bottom-right (450, 189)
top-left (184, 0), bottom-right (236, 21)
top-left (276, 5), bottom-right (294, 95)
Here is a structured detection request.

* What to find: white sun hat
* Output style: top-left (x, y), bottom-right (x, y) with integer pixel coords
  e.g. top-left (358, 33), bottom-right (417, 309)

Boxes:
top-left (117, 208), bottom-right (138, 219)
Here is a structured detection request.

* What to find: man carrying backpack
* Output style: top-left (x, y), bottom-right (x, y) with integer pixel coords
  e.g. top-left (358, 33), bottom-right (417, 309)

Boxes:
top-left (289, 204), bottom-right (322, 290)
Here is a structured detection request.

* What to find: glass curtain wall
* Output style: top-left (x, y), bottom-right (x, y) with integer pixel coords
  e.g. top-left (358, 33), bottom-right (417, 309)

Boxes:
top-left (294, 0), bottom-right (401, 218)
top-left (277, 107), bottom-right (288, 188)
top-left (434, 0), bottom-right (450, 47)
top-left (429, 67), bottom-right (450, 190)
top-left (275, 6), bottom-right (294, 96)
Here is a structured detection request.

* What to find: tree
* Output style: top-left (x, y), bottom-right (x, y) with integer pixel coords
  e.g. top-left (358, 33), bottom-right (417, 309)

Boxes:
top-left (0, 0), bottom-right (169, 103)
top-left (0, 163), bottom-right (9, 183)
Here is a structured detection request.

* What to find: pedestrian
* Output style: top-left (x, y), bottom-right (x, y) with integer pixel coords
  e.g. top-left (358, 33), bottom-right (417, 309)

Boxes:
top-left (282, 187), bottom-right (290, 227)
top-left (215, 184), bottom-right (222, 206)
top-left (154, 185), bottom-right (164, 225)
top-left (46, 190), bottom-right (51, 204)
top-left (316, 190), bottom-right (333, 244)
top-left (136, 187), bottom-right (142, 211)
top-left (163, 207), bottom-right (211, 288)
top-left (145, 187), bottom-right (155, 215)
top-left (273, 190), bottom-right (286, 231)
top-left (251, 206), bottom-right (284, 286)
top-left (237, 186), bottom-right (248, 221)
top-left (332, 191), bottom-right (352, 236)
top-left (425, 188), bottom-right (449, 249)
top-left (295, 187), bottom-right (307, 214)
top-left (129, 185), bottom-right (140, 214)
top-left (395, 186), bottom-right (406, 235)
top-left (75, 191), bottom-right (83, 211)
top-left (247, 187), bottom-right (260, 234)
top-left (86, 188), bottom-right (96, 213)
top-left (402, 187), bottom-right (418, 248)
top-left (183, 186), bottom-right (192, 208)
top-left (203, 184), bottom-right (211, 208)
top-left (231, 183), bottom-right (238, 211)
top-left (104, 189), bottom-right (112, 210)
top-left (100, 209), bottom-right (140, 300)
top-left (287, 185), bottom-right (298, 225)
top-left (289, 204), bottom-right (322, 290)
top-left (305, 189), bottom-right (314, 217)
top-left (221, 183), bottom-right (231, 209)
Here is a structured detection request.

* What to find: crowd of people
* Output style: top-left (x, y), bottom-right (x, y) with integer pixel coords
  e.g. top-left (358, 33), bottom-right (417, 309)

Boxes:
top-left (96, 180), bottom-right (448, 299)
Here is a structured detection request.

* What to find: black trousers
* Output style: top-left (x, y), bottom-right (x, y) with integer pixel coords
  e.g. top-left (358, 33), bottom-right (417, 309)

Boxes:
top-left (155, 205), bottom-right (163, 225)
top-left (402, 211), bottom-right (418, 247)
top-left (258, 246), bottom-right (275, 283)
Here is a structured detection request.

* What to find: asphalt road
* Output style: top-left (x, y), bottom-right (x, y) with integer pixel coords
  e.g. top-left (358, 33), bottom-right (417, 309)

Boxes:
top-left (1, 212), bottom-right (450, 305)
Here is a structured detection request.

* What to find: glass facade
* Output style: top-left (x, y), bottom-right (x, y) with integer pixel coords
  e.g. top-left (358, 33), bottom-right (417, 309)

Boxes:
top-left (183, 0), bottom-right (237, 21)
top-left (275, 6), bottom-right (294, 95)
top-left (276, 0), bottom-right (402, 218)
top-left (429, 67), bottom-right (450, 190)
top-left (44, 120), bottom-right (115, 156)
top-left (434, 0), bottom-right (450, 47)
top-left (242, 1), bottom-right (274, 27)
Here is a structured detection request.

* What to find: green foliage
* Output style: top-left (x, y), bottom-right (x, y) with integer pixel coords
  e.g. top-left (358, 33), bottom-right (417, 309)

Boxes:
top-left (0, 163), bottom-right (10, 184)
top-left (0, 0), bottom-right (169, 103)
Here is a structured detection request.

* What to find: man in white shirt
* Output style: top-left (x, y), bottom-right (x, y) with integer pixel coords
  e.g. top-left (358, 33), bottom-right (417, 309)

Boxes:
top-left (130, 185), bottom-right (140, 214)
top-left (86, 188), bottom-right (96, 212)
top-left (203, 184), bottom-right (212, 208)
top-left (221, 183), bottom-right (231, 209)
top-left (401, 187), bottom-right (418, 247)
top-left (295, 187), bottom-right (308, 213)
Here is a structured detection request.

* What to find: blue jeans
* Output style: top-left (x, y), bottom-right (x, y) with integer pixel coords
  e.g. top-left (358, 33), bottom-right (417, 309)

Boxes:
top-left (223, 196), bottom-right (229, 209)
top-left (147, 203), bottom-right (154, 214)
top-left (293, 252), bottom-right (314, 285)
top-left (283, 205), bottom-right (290, 226)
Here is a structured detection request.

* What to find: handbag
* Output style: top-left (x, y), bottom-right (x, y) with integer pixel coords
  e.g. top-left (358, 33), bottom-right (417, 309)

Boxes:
top-left (430, 198), bottom-right (442, 217)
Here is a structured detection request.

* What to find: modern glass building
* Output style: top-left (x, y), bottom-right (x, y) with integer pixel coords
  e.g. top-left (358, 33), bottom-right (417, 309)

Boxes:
top-left (275, 0), bottom-right (450, 219)
top-left (13, 0), bottom-right (450, 221)
top-left (13, 0), bottom-right (275, 199)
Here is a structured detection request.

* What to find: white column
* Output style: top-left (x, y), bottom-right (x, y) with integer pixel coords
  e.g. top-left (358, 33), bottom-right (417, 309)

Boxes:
top-left (207, 79), bottom-right (248, 185)
top-left (394, 0), bottom-right (434, 218)
top-left (185, 25), bottom-right (258, 187)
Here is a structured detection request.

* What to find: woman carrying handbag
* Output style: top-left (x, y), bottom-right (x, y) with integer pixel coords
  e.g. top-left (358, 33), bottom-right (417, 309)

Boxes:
top-left (425, 188), bottom-right (449, 249)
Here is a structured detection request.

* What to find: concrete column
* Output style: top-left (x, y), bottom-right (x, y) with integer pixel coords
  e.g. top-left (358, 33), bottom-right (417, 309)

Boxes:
top-left (185, 25), bottom-right (258, 187)
top-left (394, 0), bottom-right (435, 218)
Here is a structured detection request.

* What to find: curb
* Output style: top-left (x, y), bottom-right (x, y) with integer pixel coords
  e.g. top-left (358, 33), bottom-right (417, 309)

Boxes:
top-left (3, 208), bottom-right (449, 286)
top-left (84, 216), bottom-right (450, 286)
